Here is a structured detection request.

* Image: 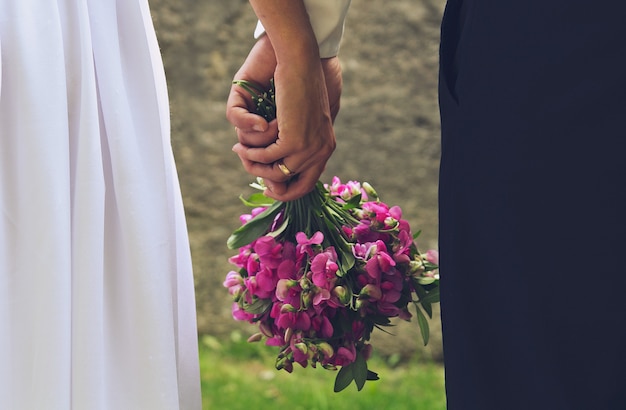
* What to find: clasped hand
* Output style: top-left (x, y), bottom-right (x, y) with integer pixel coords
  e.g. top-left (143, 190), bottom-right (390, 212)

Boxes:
top-left (226, 35), bottom-right (342, 201)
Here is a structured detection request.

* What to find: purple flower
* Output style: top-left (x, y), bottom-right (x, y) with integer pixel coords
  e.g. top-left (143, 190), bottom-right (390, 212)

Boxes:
top-left (223, 271), bottom-right (243, 291)
top-left (365, 241), bottom-right (396, 280)
top-left (310, 248), bottom-right (339, 289)
top-left (239, 206), bottom-right (267, 225)
top-left (275, 279), bottom-right (302, 308)
top-left (353, 220), bottom-right (380, 242)
top-left (225, 175), bottom-right (440, 387)
top-left (333, 344), bottom-right (356, 366)
top-left (362, 201), bottom-right (390, 224)
top-left (228, 245), bottom-right (252, 268)
top-left (311, 312), bottom-right (334, 339)
top-left (275, 304), bottom-right (312, 332)
top-left (255, 236), bottom-right (283, 269)
top-left (392, 230), bottom-right (413, 263)
top-left (296, 231), bottom-right (324, 257)
top-left (254, 266), bottom-right (278, 298)
top-left (231, 303), bottom-right (255, 321)
top-left (326, 176), bottom-right (367, 202)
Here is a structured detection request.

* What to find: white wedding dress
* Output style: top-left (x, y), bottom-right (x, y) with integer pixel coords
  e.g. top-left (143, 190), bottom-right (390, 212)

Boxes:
top-left (0, 1), bottom-right (201, 409)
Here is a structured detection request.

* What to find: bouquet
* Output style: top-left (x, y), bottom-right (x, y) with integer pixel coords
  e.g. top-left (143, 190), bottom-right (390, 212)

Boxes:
top-left (224, 80), bottom-right (440, 392)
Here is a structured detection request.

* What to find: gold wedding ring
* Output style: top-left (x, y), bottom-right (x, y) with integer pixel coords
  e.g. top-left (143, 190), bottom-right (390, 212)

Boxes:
top-left (277, 161), bottom-right (296, 177)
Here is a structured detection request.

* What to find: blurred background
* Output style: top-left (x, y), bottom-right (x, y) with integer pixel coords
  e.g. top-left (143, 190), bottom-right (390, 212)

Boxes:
top-left (149, 0), bottom-right (446, 406)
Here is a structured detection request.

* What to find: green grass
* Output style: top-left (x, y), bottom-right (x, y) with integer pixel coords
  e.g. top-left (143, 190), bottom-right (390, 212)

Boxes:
top-left (200, 332), bottom-right (446, 410)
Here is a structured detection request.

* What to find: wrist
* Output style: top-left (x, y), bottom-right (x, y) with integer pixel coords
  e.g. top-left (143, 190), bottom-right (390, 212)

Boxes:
top-left (249, 0), bottom-right (321, 64)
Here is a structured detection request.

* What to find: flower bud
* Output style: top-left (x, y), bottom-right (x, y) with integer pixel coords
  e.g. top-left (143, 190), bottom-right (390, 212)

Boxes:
top-left (384, 216), bottom-right (399, 229)
top-left (299, 277), bottom-right (312, 291)
top-left (355, 298), bottom-right (369, 311)
top-left (223, 271), bottom-right (243, 288)
top-left (424, 249), bottom-right (439, 265)
top-left (247, 332), bottom-right (263, 343)
top-left (231, 286), bottom-right (244, 302)
top-left (409, 260), bottom-right (425, 275)
top-left (316, 342), bottom-right (335, 359)
top-left (362, 182), bottom-right (378, 200)
top-left (259, 322), bottom-right (274, 338)
top-left (294, 342), bottom-right (308, 355)
top-left (280, 303), bottom-right (296, 313)
top-left (275, 356), bottom-right (294, 373)
top-left (416, 276), bottom-right (437, 285)
top-left (301, 291), bottom-right (313, 309)
top-left (284, 327), bottom-right (294, 344)
top-left (333, 285), bottom-right (352, 305)
top-left (276, 279), bottom-right (298, 300)
top-left (359, 284), bottom-right (382, 300)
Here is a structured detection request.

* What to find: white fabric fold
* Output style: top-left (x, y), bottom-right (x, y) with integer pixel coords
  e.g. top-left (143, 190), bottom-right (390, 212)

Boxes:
top-left (0, 1), bottom-right (201, 408)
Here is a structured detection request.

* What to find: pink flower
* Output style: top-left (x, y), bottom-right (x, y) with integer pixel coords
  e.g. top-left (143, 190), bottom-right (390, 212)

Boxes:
top-left (253, 266), bottom-right (278, 298)
top-left (389, 205), bottom-right (403, 221)
top-left (223, 271), bottom-right (243, 291)
top-left (311, 312), bottom-right (334, 339)
top-left (277, 258), bottom-right (297, 280)
top-left (313, 287), bottom-right (333, 306)
top-left (255, 236), bottom-right (283, 269)
top-left (333, 344), bottom-right (357, 366)
top-left (392, 229), bottom-right (413, 264)
top-left (352, 241), bottom-right (377, 261)
top-left (296, 231), bottom-right (324, 257)
top-left (231, 303), bottom-right (255, 322)
top-left (327, 177), bottom-right (367, 202)
top-left (225, 176), bottom-right (440, 385)
top-left (276, 279), bottom-right (298, 302)
top-left (353, 220), bottom-right (379, 242)
top-left (266, 334), bottom-right (285, 347)
top-left (291, 339), bottom-right (309, 367)
top-left (275, 304), bottom-right (312, 331)
top-left (275, 279), bottom-right (302, 307)
top-left (239, 206), bottom-right (267, 225)
top-left (365, 241), bottom-right (396, 280)
top-left (362, 201), bottom-right (390, 223)
top-left (228, 245), bottom-right (252, 268)
top-left (310, 248), bottom-right (339, 289)
top-left (425, 249), bottom-right (439, 265)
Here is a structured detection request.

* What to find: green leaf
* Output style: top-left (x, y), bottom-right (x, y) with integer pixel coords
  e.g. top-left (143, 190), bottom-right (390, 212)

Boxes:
top-left (412, 279), bottom-right (438, 317)
top-left (352, 352), bottom-right (368, 391)
top-left (334, 363), bottom-right (354, 392)
top-left (367, 370), bottom-right (380, 381)
top-left (343, 194), bottom-right (362, 209)
top-left (243, 297), bottom-right (272, 315)
top-left (266, 215), bottom-right (289, 239)
top-left (227, 201), bottom-right (284, 249)
top-left (414, 304), bottom-right (431, 346)
top-left (421, 286), bottom-right (440, 307)
top-left (421, 299), bottom-right (433, 318)
top-left (239, 192), bottom-right (274, 207)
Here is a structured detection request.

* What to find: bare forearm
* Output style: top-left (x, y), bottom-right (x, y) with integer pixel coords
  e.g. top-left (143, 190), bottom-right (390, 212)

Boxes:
top-left (248, 0), bottom-right (320, 67)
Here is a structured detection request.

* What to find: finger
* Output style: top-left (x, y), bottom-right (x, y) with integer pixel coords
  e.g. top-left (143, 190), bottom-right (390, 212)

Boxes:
top-left (235, 143), bottom-right (324, 184)
top-left (236, 120), bottom-right (278, 148)
top-left (239, 138), bottom-right (282, 161)
top-left (232, 144), bottom-right (293, 182)
top-left (263, 167), bottom-right (323, 201)
top-left (226, 88), bottom-right (269, 132)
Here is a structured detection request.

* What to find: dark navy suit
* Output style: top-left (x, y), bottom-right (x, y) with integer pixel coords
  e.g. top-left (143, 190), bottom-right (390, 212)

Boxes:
top-left (438, 1), bottom-right (626, 408)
